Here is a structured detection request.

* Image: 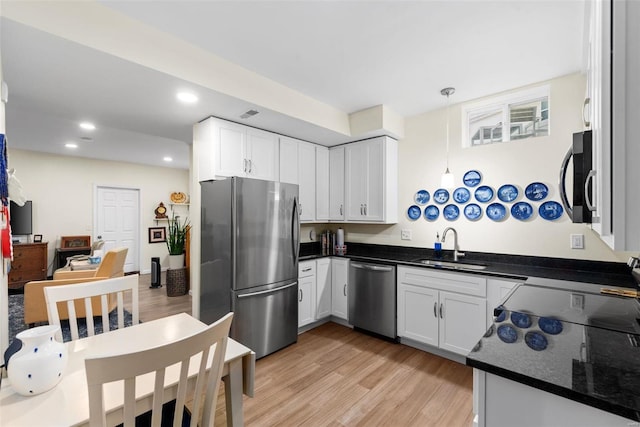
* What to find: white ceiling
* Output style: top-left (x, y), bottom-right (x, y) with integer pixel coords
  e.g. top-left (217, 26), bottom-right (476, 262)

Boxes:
top-left (1, 1), bottom-right (586, 170)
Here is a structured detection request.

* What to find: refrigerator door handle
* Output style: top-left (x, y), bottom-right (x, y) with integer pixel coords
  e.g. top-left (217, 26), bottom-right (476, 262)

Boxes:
top-left (236, 281), bottom-right (298, 299)
top-left (292, 197), bottom-right (300, 262)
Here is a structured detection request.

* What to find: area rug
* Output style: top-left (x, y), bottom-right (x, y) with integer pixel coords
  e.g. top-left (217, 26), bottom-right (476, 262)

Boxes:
top-left (8, 294), bottom-right (134, 344)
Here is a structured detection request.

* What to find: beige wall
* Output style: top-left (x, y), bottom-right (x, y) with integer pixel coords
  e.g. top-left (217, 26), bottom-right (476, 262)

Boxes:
top-left (303, 73), bottom-right (630, 263)
top-left (8, 149), bottom-right (189, 275)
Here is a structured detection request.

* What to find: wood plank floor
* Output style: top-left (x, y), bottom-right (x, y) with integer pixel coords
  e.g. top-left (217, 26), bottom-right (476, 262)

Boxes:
top-left (133, 274), bottom-right (473, 426)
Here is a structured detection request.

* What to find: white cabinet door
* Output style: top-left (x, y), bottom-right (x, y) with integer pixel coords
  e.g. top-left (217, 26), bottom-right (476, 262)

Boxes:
top-left (397, 283), bottom-right (439, 346)
top-left (363, 138), bottom-right (384, 221)
top-left (438, 291), bottom-right (487, 355)
top-left (316, 146), bottom-right (330, 221)
top-left (345, 142), bottom-right (368, 221)
top-left (279, 136), bottom-right (299, 184)
top-left (298, 275), bottom-right (315, 327)
top-left (215, 120), bottom-right (246, 178)
top-left (246, 128), bottom-right (279, 181)
top-left (316, 258), bottom-right (331, 319)
top-left (329, 146), bottom-right (345, 221)
top-left (331, 258), bottom-right (349, 320)
top-left (298, 142), bottom-right (316, 222)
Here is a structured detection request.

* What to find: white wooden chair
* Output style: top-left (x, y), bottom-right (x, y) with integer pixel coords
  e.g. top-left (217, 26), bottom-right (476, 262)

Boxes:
top-left (44, 275), bottom-right (139, 341)
top-left (85, 312), bottom-right (233, 427)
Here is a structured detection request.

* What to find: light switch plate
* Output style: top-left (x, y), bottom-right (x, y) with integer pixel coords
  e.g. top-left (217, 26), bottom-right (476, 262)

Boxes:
top-left (401, 229), bottom-right (412, 240)
top-left (570, 293), bottom-right (585, 310)
top-left (570, 234), bottom-right (584, 249)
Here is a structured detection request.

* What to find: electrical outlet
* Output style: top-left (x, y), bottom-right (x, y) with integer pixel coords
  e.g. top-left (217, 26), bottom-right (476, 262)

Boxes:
top-left (401, 229), bottom-right (412, 240)
top-left (570, 234), bottom-right (584, 249)
top-left (570, 293), bottom-right (585, 310)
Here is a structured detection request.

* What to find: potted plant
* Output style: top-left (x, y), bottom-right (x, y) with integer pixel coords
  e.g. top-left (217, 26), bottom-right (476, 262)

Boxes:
top-left (166, 213), bottom-right (189, 269)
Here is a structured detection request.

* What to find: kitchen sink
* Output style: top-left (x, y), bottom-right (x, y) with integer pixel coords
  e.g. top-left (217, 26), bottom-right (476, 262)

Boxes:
top-left (412, 259), bottom-right (487, 271)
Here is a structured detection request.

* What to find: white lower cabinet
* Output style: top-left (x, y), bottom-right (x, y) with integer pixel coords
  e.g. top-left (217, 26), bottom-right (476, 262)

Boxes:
top-left (316, 258), bottom-right (332, 319)
top-left (331, 257), bottom-right (349, 320)
top-left (397, 266), bottom-right (487, 356)
top-left (298, 261), bottom-right (316, 327)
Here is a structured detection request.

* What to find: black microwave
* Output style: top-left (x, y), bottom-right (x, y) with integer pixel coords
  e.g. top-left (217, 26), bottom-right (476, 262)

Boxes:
top-left (559, 130), bottom-right (593, 223)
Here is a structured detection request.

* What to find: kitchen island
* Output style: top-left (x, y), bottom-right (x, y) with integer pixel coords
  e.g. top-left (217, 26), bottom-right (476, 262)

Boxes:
top-left (466, 280), bottom-right (640, 426)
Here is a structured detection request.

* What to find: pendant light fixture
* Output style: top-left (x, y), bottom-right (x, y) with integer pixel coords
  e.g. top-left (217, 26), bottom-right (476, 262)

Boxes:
top-left (440, 87), bottom-right (456, 189)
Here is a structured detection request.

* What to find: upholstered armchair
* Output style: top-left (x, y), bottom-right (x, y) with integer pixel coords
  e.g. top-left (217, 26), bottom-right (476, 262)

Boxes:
top-left (24, 247), bottom-right (129, 325)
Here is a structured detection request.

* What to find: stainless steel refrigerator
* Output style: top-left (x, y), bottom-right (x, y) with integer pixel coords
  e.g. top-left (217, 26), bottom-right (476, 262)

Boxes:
top-left (200, 177), bottom-right (300, 359)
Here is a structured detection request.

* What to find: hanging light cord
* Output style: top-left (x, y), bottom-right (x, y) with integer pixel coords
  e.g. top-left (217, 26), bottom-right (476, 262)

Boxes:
top-left (445, 92), bottom-right (450, 172)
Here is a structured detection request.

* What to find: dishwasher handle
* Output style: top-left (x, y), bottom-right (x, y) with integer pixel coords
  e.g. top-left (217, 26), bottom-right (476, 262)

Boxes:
top-left (350, 263), bottom-right (394, 272)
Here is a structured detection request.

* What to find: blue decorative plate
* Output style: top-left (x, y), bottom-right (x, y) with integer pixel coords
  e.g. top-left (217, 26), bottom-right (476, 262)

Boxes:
top-left (525, 182), bottom-right (549, 201)
top-left (525, 331), bottom-right (548, 351)
top-left (539, 201), bottom-right (564, 221)
top-left (407, 205), bottom-right (421, 220)
top-left (538, 317), bottom-right (563, 335)
top-left (415, 190), bottom-right (430, 205)
top-left (443, 204), bottom-right (460, 220)
top-left (497, 324), bottom-right (518, 344)
top-left (464, 203), bottom-right (482, 221)
top-left (474, 185), bottom-right (494, 203)
top-left (424, 205), bottom-right (440, 221)
top-left (511, 202), bottom-right (534, 221)
top-left (510, 312), bottom-right (532, 329)
top-left (433, 188), bottom-right (450, 204)
top-left (463, 170), bottom-right (482, 187)
top-left (498, 184), bottom-right (519, 202)
top-left (486, 203), bottom-right (507, 221)
top-left (453, 187), bottom-right (471, 204)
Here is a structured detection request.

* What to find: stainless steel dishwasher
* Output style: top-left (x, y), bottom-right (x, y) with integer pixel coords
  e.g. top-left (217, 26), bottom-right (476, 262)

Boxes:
top-left (348, 261), bottom-right (397, 339)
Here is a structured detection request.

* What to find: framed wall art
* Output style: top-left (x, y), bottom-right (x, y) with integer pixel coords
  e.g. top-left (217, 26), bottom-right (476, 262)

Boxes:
top-left (148, 226), bottom-right (166, 243)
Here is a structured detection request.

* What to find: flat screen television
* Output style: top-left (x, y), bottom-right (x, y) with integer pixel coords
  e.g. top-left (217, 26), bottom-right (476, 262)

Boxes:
top-left (10, 200), bottom-right (33, 236)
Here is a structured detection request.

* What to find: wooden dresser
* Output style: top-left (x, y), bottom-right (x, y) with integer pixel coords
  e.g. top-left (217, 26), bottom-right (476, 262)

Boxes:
top-left (9, 242), bottom-right (48, 289)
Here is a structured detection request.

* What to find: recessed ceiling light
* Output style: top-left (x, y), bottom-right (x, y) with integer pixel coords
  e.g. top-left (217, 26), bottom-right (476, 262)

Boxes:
top-left (65, 143), bottom-right (78, 149)
top-left (176, 92), bottom-right (198, 103)
top-left (163, 156), bottom-right (173, 162)
top-left (79, 122), bottom-right (96, 130)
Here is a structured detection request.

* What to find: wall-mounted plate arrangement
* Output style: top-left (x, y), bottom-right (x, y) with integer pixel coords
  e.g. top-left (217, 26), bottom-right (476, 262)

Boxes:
top-left (539, 201), bottom-right (563, 220)
top-left (486, 203), bottom-right (507, 221)
top-left (443, 204), bottom-right (460, 220)
top-left (463, 170), bottom-right (482, 187)
top-left (497, 324), bottom-right (518, 344)
top-left (497, 184), bottom-right (519, 202)
top-left (407, 205), bottom-right (421, 220)
top-left (453, 187), bottom-right (471, 203)
top-left (511, 201), bottom-right (534, 221)
top-left (525, 182), bottom-right (549, 201)
top-left (464, 203), bottom-right (482, 221)
top-left (414, 189), bottom-right (430, 204)
top-left (424, 205), bottom-right (439, 221)
top-left (433, 188), bottom-right (450, 204)
top-left (475, 185), bottom-right (494, 203)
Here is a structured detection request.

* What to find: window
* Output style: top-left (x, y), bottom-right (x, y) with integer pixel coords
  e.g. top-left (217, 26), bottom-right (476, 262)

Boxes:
top-left (463, 85), bottom-right (550, 147)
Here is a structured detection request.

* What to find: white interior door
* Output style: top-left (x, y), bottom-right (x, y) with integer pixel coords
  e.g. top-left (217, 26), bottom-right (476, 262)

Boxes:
top-left (95, 186), bottom-right (139, 273)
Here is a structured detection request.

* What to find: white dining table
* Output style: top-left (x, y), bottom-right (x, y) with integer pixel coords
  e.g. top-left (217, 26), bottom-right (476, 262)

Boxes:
top-left (0, 313), bottom-right (255, 426)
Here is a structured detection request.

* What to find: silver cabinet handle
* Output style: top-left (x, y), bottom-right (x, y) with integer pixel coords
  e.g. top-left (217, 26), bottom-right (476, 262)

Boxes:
top-left (299, 203), bottom-right (303, 215)
top-left (583, 97), bottom-right (591, 128)
top-left (343, 284), bottom-right (347, 296)
top-left (439, 303), bottom-right (443, 319)
top-left (249, 159), bottom-right (253, 173)
top-left (585, 169), bottom-right (596, 212)
top-left (364, 204), bottom-right (367, 216)
top-left (299, 289), bottom-right (303, 302)
top-left (433, 302), bottom-right (437, 318)
top-left (243, 158), bottom-right (248, 173)
top-left (302, 267), bottom-right (312, 272)
top-left (340, 204), bottom-right (343, 215)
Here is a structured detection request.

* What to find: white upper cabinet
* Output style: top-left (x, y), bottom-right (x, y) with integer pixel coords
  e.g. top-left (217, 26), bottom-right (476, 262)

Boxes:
top-left (316, 146), bottom-right (330, 221)
top-left (279, 136), bottom-right (316, 222)
top-left (329, 146), bottom-right (345, 221)
top-left (194, 117), bottom-right (279, 182)
top-left (344, 136), bottom-right (398, 223)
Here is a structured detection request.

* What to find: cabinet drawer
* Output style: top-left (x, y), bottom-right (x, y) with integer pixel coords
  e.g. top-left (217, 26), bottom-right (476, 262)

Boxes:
top-left (298, 261), bottom-right (316, 278)
top-left (398, 266), bottom-right (487, 297)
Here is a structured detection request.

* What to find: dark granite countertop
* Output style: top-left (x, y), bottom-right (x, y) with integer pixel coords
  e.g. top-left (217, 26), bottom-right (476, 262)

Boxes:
top-left (300, 242), bottom-right (637, 288)
top-left (466, 283), bottom-right (640, 421)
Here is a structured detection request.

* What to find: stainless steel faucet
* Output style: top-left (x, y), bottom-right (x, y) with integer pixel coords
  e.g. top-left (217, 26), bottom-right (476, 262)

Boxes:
top-left (441, 227), bottom-right (465, 262)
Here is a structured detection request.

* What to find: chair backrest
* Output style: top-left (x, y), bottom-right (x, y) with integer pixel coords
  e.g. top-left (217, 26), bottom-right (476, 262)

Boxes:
top-left (85, 313), bottom-right (233, 427)
top-left (44, 275), bottom-right (139, 341)
top-left (95, 247), bottom-right (128, 278)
